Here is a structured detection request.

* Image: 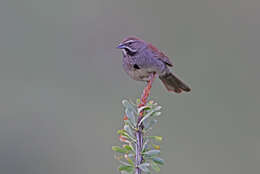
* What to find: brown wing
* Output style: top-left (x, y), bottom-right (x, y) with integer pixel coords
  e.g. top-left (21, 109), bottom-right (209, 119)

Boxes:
top-left (148, 44), bottom-right (173, 67)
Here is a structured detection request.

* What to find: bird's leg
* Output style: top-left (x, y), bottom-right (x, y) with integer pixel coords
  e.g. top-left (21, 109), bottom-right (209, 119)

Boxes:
top-left (136, 72), bottom-right (156, 174)
top-left (138, 72), bottom-right (156, 114)
top-left (137, 72), bottom-right (156, 126)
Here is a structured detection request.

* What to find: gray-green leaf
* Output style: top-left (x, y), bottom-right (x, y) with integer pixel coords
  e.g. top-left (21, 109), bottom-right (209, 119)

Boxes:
top-left (118, 160), bottom-right (132, 166)
top-left (123, 145), bottom-right (133, 152)
top-left (122, 100), bottom-right (136, 111)
top-left (124, 120), bottom-right (136, 129)
top-left (149, 136), bottom-right (163, 142)
top-left (138, 109), bottom-right (157, 127)
top-left (124, 125), bottom-right (134, 137)
top-left (153, 106), bottom-right (162, 111)
top-left (112, 146), bottom-right (128, 153)
top-left (143, 119), bottom-right (158, 130)
top-left (151, 157), bottom-right (165, 165)
top-left (143, 150), bottom-right (160, 156)
top-left (153, 112), bottom-right (161, 116)
top-left (138, 105), bottom-right (151, 114)
top-left (138, 163), bottom-right (150, 173)
top-left (142, 139), bottom-right (149, 152)
top-left (118, 165), bottom-right (134, 173)
top-left (151, 161), bottom-right (160, 172)
top-left (125, 108), bottom-right (136, 126)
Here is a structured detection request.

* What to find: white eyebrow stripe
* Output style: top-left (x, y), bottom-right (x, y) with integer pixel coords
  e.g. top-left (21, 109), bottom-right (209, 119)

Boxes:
top-left (124, 46), bottom-right (137, 52)
top-left (124, 40), bottom-right (135, 44)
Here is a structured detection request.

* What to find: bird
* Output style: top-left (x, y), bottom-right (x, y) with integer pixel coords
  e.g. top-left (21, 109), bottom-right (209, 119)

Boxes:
top-left (116, 36), bottom-right (191, 93)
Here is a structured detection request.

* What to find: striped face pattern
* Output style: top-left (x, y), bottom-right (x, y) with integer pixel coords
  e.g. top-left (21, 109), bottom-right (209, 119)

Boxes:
top-left (117, 37), bottom-right (145, 57)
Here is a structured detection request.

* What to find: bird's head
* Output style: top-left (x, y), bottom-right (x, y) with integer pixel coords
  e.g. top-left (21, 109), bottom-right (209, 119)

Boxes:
top-left (117, 36), bottom-right (146, 56)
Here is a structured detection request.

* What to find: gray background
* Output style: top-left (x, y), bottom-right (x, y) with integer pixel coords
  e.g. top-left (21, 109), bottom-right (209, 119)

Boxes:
top-left (0, 0), bottom-right (260, 174)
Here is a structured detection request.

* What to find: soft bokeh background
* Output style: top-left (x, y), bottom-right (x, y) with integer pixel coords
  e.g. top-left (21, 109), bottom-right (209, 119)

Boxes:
top-left (0, 0), bottom-right (260, 174)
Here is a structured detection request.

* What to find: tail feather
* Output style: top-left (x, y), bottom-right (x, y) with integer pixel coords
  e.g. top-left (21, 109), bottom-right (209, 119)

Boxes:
top-left (159, 73), bottom-right (191, 93)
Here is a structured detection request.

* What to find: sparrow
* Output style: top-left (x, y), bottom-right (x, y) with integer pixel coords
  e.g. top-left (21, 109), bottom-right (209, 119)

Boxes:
top-left (117, 36), bottom-right (191, 93)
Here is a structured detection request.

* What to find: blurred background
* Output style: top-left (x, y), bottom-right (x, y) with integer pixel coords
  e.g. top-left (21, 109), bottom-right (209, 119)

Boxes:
top-left (0, 0), bottom-right (259, 174)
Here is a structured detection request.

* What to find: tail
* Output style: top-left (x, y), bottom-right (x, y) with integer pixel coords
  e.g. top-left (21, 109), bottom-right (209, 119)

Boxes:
top-left (159, 72), bottom-right (191, 93)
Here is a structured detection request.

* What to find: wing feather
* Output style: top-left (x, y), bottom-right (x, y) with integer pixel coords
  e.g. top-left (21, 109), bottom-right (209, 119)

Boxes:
top-left (147, 44), bottom-right (173, 67)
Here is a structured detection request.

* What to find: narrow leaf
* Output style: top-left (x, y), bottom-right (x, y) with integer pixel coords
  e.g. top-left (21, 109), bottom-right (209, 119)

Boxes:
top-left (126, 156), bottom-right (134, 166)
top-left (143, 119), bottom-right (158, 130)
top-left (149, 136), bottom-right (163, 142)
top-left (119, 135), bottom-right (130, 143)
top-left (117, 129), bottom-right (125, 135)
top-left (151, 157), bottom-right (165, 165)
top-left (123, 144), bottom-right (133, 152)
top-left (118, 160), bottom-right (131, 166)
top-left (153, 112), bottom-right (161, 116)
top-left (118, 130), bottom-right (136, 143)
top-left (142, 139), bottom-right (149, 152)
top-left (138, 163), bottom-right (150, 173)
top-left (124, 125), bottom-right (134, 137)
top-left (138, 105), bottom-right (151, 114)
top-left (142, 118), bottom-right (150, 130)
top-left (118, 165), bottom-right (134, 173)
top-left (122, 100), bottom-right (136, 111)
top-left (112, 146), bottom-right (128, 153)
top-left (128, 143), bottom-right (135, 152)
top-left (124, 120), bottom-right (136, 129)
top-left (143, 150), bottom-right (160, 156)
top-left (138, 109), bottom-right (157, 127)
top-left (151, 161), bottom-right (160, 172)
top-left (152, 144), bottom-right (160, 150)
top-left (125, 108), bottom-right (136, 126)
top-left (153, 106), bottom-right (162, 111)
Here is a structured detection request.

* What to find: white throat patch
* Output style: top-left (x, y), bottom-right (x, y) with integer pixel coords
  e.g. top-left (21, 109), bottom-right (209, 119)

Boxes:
top-left (122, 49), bottom-right (127, 56)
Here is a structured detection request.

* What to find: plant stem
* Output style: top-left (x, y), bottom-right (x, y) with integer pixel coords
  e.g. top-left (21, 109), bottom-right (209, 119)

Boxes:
top-left (135, 129), bottom-right (143, 174)
top-left (136, 73), bottom-right (156, 174)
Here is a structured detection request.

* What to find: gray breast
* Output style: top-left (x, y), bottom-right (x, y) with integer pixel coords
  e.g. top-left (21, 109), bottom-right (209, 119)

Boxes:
top-left (122, 56), bottom-right (154, 81)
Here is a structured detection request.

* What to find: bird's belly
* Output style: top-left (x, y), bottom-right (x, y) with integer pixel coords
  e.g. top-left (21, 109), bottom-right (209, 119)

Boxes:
top-left (127, 68), bottom-right (154, 81)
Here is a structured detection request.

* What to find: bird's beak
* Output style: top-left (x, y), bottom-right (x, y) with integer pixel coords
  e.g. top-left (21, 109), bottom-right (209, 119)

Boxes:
top-left (116, 43), bottom-right (125, 49)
